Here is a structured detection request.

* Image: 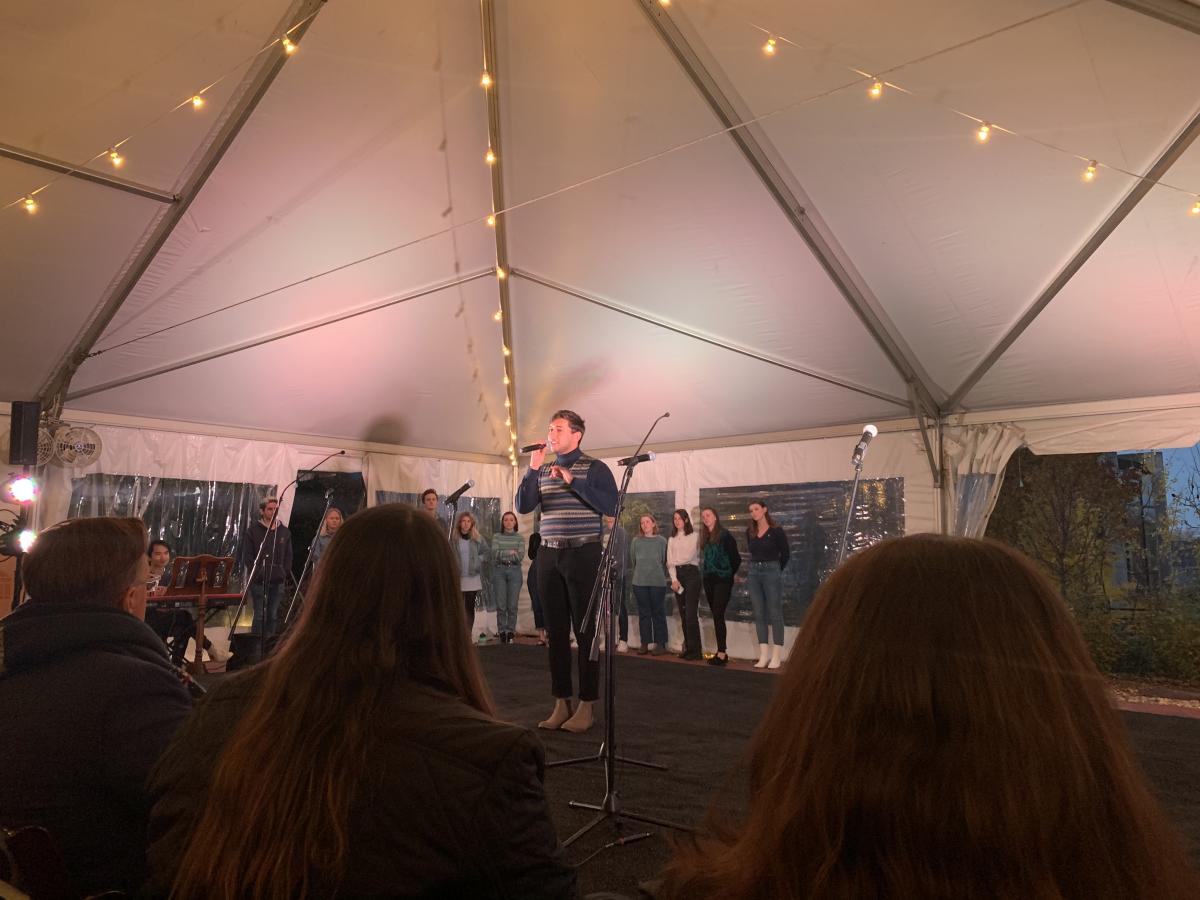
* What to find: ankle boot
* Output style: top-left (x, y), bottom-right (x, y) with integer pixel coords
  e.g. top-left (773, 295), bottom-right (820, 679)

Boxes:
top-left (538, 698), bottom-right (573, 730)
top-left (754, 643), bottom-right (770, 668)
top-left (561, 699), bottom-right (595, 733)
top-left (767, 644), bottom-right (783, 669)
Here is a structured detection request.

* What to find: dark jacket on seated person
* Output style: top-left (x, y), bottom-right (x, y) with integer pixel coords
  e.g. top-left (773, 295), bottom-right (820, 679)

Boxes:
top-left (146, 667), bottom-right (577, 899)
top-left (0, 602), bottom-right (193, 897)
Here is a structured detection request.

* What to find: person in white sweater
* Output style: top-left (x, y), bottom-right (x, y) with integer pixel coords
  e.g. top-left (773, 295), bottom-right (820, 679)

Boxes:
top-left (668, 509), bottom-right (703, 660)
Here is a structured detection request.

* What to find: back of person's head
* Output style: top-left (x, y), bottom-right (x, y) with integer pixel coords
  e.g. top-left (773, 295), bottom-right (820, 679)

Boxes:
top-left (172, 504), bottom-right (493, 900)
top-left (24, 517), bottom-right (147, 607)
top-left (659, 534), bottom-right (1199, 900)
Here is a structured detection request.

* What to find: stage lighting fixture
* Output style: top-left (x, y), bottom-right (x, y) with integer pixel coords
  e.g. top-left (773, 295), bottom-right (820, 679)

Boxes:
top-left (16, 529), bottom-right (36, 553)
top-left (3, 473), bottom-right (38, 504)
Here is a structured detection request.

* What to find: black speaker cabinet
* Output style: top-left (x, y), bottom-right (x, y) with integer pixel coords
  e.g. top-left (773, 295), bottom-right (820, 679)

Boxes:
top-left (8, 400), bottom-right (40, 466)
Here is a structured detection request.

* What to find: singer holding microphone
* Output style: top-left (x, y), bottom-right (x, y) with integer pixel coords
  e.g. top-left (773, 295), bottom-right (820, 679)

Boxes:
top-left (516, 410), bottom-right (618, 733)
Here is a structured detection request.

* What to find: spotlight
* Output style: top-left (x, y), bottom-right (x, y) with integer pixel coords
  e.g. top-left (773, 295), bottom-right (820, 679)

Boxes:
top-left (16, 530), bottom-right (36, 553)
top-left (3, 474), bottom-right (37, 504)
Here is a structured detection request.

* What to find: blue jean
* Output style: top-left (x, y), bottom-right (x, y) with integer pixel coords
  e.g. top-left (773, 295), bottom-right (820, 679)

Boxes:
top-left (746, 561), bottom-right (784, 645)
top-left (633, 584), bottom-right (668, 646)
top-left (492, 564), bottom-right (522, 633)
top-left (250, 579), bottom-right (284, 637)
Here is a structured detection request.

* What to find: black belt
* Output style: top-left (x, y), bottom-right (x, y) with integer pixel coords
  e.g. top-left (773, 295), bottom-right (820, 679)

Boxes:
top-left (541, 535), bottom-right (601, 549)
top-left (496, 561), bottom-right (519, 566)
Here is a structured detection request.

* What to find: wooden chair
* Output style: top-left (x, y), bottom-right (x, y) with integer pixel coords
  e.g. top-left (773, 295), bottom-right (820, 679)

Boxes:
top-left (161, 555), bottom-right (236, 675)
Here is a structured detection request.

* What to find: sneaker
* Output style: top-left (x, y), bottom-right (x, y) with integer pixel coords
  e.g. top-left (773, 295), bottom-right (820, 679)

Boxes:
top-left (617, 640), bottom-right (629, 653)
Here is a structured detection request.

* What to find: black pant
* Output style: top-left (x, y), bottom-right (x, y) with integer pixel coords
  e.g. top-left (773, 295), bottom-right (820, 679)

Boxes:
top-left (703, 574), bottom-right (733, 653)
top-left (677, 564), bottom-right (702, 655)
top-left (145, 608), bottom-right (195, 665)
top-left (463, 591), bottom-right (478, 630)
top-left (537, 542), bottom-right (602, 701)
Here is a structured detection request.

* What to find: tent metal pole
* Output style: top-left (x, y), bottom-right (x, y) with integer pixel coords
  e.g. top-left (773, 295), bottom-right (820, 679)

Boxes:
top-left (634, 0), bottom-right (942, 420)
top-left (1107, 0), bottom-right (1200, 35)
top-left (944, 104), bottom-right (1200, 411)
top-left (512, 268), bottom-right (911, 409)
top-left (0, 143), bottom-right (177, 204)
top-left (37, 0), bottom-right (329, 411)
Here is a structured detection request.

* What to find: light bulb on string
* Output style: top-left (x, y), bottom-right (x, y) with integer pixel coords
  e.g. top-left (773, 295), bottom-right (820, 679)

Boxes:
top-left (502, 345), bottom-right (511, 356)
top-left (493, 309), bottom-right (502, 322)
top-left (505, 417), bottom-right (512, 427)
top-left (108, 148), bottom-right (124, 168)
top-left (868, 80), bottom-right (883, 99)
top-left (282, 35), bottom-right (297, 55)
top-left (1083, 161), bottom-right (1097, 182)
top-left (976, 122), bottom-right (991, 143)
top-left (762, 36), bottom-right (777, 57)
top-left (510, 431), bottom-right (517, 440)
top-left (1191, 199), bottom-right (1200, 217)
top-left (23, 196), bottom-right (38, 214)
top-left (496, 265), bottom-right (507, 280)
top-left (486, 214), bottom-right (496, 227)
top-left (504, 397), bottom-right (511, 408)
top-left (485, 147), bottom-right (496, 165)
top-left (191, 94), bottom-right (205, 110)
top-left (659, 0), bottom-right (670, 6)
top-left (503, 374), bottom-right (510, 385)
top-left (481, 71), bottom-right (493, 88)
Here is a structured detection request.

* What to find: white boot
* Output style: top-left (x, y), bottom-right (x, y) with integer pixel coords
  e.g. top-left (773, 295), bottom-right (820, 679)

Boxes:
top-left (754, 643), bottom-right (770, 668)
top-left (767, 644), bottom-right (783, 669)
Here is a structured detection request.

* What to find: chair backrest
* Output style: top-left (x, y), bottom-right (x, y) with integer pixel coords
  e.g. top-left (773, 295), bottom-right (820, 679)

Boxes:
top-left (162, 555), bottom-right (236, 595)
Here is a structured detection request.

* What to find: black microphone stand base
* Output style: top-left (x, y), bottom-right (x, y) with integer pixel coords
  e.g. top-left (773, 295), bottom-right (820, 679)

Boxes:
top-left (547, 740), bottom-right (667, 771)
top-left (564, 788), bottom-right (690, 849)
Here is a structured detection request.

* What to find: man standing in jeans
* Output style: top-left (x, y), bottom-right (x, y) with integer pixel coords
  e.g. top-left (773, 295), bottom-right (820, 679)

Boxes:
top-left (516, 410), bottom-right (617, 733)
top-left (238, 497), bottom-right (293, 640)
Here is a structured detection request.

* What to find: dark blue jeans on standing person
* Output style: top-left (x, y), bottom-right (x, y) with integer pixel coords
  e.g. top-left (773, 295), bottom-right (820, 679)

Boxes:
top-left (746, 560), bottom-right (784, 645)
top-left (633, 584), bottom-right (668, 647)
top-left (250, 580), bottom-right (285, 637)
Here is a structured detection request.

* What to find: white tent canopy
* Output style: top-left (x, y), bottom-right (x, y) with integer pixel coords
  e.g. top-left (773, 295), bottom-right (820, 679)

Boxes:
top-left (5, 0), bottom-right (1200, 514)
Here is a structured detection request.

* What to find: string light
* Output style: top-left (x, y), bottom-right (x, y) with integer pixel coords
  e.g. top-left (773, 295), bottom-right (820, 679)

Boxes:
top-left (281, 35), bottom-right (297, 55)
top-left (108, 148), bottom-right (124, 168)
top-left (486, 213), bottom-right (496, 227)
top-left (762, 36), bottom-right (777, 57)
top-left (502, 345), bottom-right (511, 356)
top-left (1083, 161), bottom-right (1097, 182)
top-left (485, 147), bottom-right (496, 165)
top-left (502, 374), bottom-right (510, 385)
top-left (868, 80), bottom-right (883, 99)
top-left (659, 0), bottom-right (670, 6)
top-left (22, 196), bottom-right (37, 214)
top-left (510, 430), bottom-right (517, 440)
top-left (496, 265), bottom-right (507, 279)
top-left (493, 309), bottom-right (502, 321)
top-left (191, 94), bottom-right (205, 110)
top-left (976, 122), bottom-right (991, 143)
top-left (1191, 199), bottom-right (1200, 217)
top-left (504, 397), bottom-right (511, 407)
top-left (481, 71), bottom-right (493, 88)
top-left (505, 417), bottom-right (511, 427)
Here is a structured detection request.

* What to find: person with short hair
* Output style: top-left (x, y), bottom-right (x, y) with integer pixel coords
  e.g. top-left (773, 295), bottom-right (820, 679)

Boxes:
top-left (420, 488), bottom-right (439, 517)
top-left (516, 409), bottom-right (618, 733)
top-left (144, 539), bottom-right (229, 664)
top-left (237, 496), bottom-right (293, 639)
top-left (657, 535), bottom-right (1200, 900)
top-left (491, 511), bottom-right (524, 643)
top-left (147, 504), bottom-right (575, 900)
top-left (0, 517), bottom-right (192, 898)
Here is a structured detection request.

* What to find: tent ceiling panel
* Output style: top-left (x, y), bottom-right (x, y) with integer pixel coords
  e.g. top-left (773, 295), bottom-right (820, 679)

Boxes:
top-left (0, 163), bottom-right (164, 398)
top-left (964, 139), bottom-right (1200, 409)
top-left (67, 275), bottom-right (511, 454)
top-left (679, 0), bottom-right (1200, 396)
top-left (0, 0), bottom-right (293, 192)
top-left (509, 277), bottom-right (904, 451)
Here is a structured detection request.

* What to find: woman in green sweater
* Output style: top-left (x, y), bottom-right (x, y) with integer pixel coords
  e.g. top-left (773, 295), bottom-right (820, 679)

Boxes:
top-left (630, 514), bottom-right (670, 655)
top-left (490, 511), bottom-right (525, 644)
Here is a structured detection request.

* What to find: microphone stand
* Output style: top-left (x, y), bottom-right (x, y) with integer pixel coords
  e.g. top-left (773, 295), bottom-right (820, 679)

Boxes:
top-left (556, 413), bottom-right (689, 858)
top-left (282, 487), bottom-right (334, 628)
top-left (837, 447), bottom-right (869, 565)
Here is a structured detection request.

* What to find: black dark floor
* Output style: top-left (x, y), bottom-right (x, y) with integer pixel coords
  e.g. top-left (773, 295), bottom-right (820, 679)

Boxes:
top-left (477, 643), bottom-right (1200, 899)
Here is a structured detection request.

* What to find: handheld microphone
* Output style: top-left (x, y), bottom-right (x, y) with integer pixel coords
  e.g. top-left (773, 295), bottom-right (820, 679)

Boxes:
top-left (850, 425), bottom-right (878, 466)
top-left (618, 451), bottom-right (656, 467)
top-left (520, 442), bottom-right (547, 453)
top-left (445, 479), bottom-right (475, 505)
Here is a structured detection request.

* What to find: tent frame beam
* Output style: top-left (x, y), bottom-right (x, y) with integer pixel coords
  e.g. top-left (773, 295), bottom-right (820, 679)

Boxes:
top-left (945, 103), bottom-right (1200, 411)
top-left (0, 143), bottom-right (178, 204)
top-left (37, 0), bottom-right (328, 413)
top-left (1107, 0), bottom-right (1200, 35)
top-left (512, 268), bottom-right (911, 409)
top-left (65, 269), bottom-right (494, 402)
top-left (635, 0), bottom-right (942, 419)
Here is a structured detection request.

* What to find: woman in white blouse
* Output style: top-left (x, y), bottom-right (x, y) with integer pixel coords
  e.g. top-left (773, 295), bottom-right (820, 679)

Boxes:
top-left (668, 509), bottom-right (703, 660)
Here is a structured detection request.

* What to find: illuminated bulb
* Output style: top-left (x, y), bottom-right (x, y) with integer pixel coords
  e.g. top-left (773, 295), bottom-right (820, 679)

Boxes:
top-left (868, 80), bottom-right (883, 99)
top-left (976, 122), bottom-right (991, 143)
top-left (191, 94), bottom-right (205, 109)
top-left (505, 417), bottom-right (511, 427)
top-left (17, 530), bottom-right (37, 553)
top-left (108, 148), bottom-right (124, 168)
top-left (22, 195), bottom-right (37, 214)
top-left (1191, 199), bottom-right (1200, 216)
top-left (7, 476), bottom-right (37, 503)
top-left (510, 431), bottom-right (517, 440)
top-left (481, 71), bottom-right (493, 88)
top-left (486, 214), bottom-right (496, 227)
top-left (282, 35), bottom-right (297, 54)
top-left (504, 398), bottom-right (511, 407)
top-left (496, 265), bottom-right (507, 279)
top-left (763, 37), bottom-right (777, 57)
top-left (503, 374), bottom-right (510, 385)
top-left (1083, 161), bottom-right (1097, 182)
top-left (502, 345), bottom-right (511, 356)
top-left (493, 309), bottom-right (502, 321)
top-left (485, 147), bottom-right (496, 165)
top-left (659, 0), bottom-right (670, 6)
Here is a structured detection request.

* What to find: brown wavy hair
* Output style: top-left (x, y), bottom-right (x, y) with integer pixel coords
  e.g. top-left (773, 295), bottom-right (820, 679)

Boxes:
top-left (658, 534), bottom-right (1200, 900)
top-left (171, 504), bottom-right (493, 900)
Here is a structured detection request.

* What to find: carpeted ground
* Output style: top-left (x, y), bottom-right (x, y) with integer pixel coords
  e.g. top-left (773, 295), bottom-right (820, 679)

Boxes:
top-left (477, 643), bottom-right (1200, 899)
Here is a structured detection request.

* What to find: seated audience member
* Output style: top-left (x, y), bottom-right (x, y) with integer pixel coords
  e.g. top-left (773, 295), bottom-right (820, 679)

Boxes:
top-left (146, 503), bottom-right (575, 900)
top-left (656, 535), bottom-right (1200, 900)
top-left (0, 517), bottom-right (193, 898)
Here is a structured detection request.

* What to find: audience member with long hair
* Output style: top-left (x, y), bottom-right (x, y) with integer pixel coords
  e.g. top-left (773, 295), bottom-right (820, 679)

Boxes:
top-left (697, 507), bottom-right (740, 666)
top-left (146, 504), bottom-right (575, 900)
top-left (657, 534), bottom-right (1200, 900)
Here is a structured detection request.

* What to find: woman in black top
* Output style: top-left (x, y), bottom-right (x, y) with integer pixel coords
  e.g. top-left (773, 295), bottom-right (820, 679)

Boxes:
top-left (698, 507), bottom-right (741, 666)
top-left (745, 499), bottom-right (789, 669)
